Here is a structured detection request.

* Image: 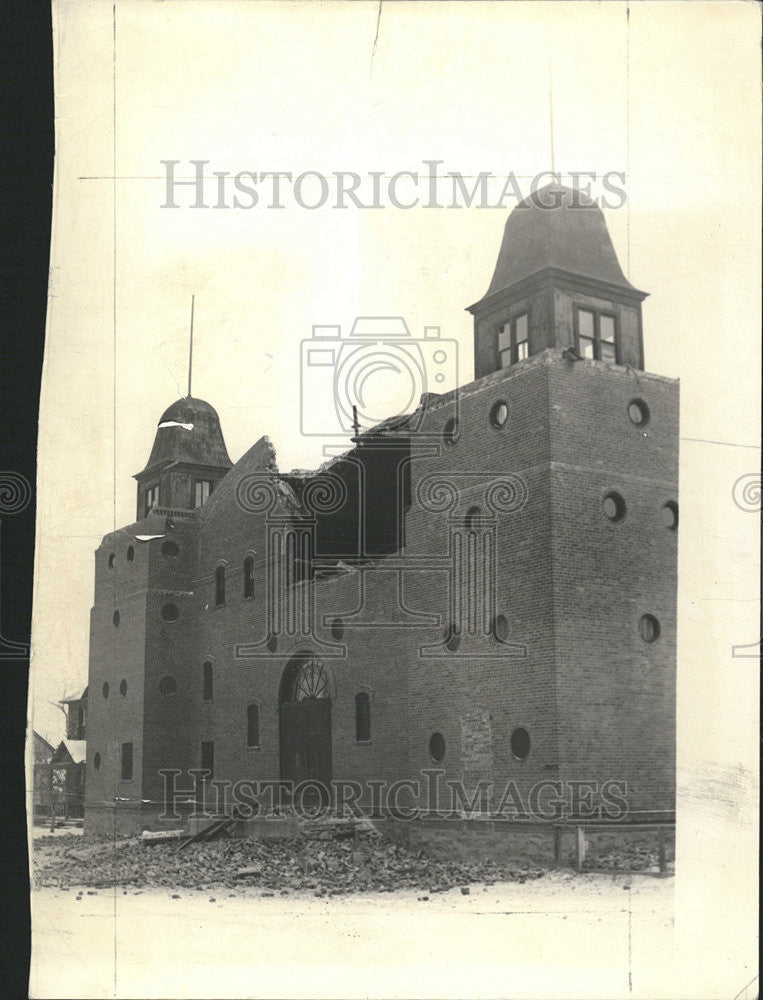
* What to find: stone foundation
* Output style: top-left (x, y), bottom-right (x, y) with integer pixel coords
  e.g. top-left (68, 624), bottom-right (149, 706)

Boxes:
top-left (85, 802), bottom-right (190, 837)
top-left (385, 817), bottom-right (675, 870)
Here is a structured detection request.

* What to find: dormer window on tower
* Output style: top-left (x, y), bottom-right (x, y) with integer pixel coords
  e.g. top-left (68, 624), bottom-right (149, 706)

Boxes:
top-left (467, 184), bottom-right (647, 377)
top-left (143, 483), bottom-right (159, 517)
top-left (134, 397), bottom-right (232, 516)
top-left (497, 313), bottom-right (528, 368)
top-left (194, 479), bottom-right (213, 507)
top-left (575, 307), bottom-right (618, 363)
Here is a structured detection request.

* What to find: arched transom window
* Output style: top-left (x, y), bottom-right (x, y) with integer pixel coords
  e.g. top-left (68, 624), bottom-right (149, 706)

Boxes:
top-left (292, 656), bottom-right (330, 701)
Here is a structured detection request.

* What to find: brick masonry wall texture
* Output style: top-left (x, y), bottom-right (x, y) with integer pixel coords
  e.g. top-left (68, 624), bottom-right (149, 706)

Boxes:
top-left (84, 347), bottom-right (677, 833)
top-left (546, 359), bottom-right (678, 813)
top-left (86, 526), bottom-right (150, 829)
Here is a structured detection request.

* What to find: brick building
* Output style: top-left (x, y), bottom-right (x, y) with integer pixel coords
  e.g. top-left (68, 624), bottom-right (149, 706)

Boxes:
top-left (85, 185), bottom-right (678, 834)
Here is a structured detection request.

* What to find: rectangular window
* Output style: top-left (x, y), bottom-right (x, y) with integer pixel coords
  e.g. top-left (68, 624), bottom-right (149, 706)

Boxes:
top-left (577, 308), bottom-right (596, 358)
top-left (247, 704), bottom-right (260, 748)
top-left (497, 312), bottom-right (529, 368)
top-left (355, 692), bottom-right (371, 742)
top-left (575, 307), bottom-right (618, 362)
top-left (120, 742), bottom-right (133, 781)
top-left (497, 324), bottom-right (511, 367)
top-left (215, 566), bottom-right (226, 606)
top-left (201, 740), bottom-right (214, 777)
top-left (194, 480), bottom-right (212, 508)
top-left (514, 313), bottom-right (528, 360)
top-left (599, 314), bottom-right (616, 361)
top-left (202, 661), bottom-right (213, 701)
top-left (144, 484), bottom-right (160, 517)
top-left (243, 557), bottom-right (255, 598)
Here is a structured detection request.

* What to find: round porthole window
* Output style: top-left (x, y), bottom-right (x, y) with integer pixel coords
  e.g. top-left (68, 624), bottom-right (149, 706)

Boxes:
top-left (331, 618), bottom-right (345, 641)
top-left (429, 732), bottom-right (446, 763)
top-left (102, 682), bottom-right (109, 699)
top-left (126, 545), bottom-right (135, 562)
top-left (93, 753), bottom-right (101, 771)
top-left (492, 614), bottom-right (509, 643)
top-left (159, 675), bottom-right (177, 694)
top-left (662, 501), bottom-right (678, 531)
top-left (443, 417), bottom-right (459, 446)
top-left (108, 553), bottom-right (115, 569)
top-left (161, 540), bottom-right (179, 558)
top-left (639, 614), bottom-right (661, 643)
top-left (119, 679), bottom-right (127, 697)
top-left (510, 727), bottom-right (531, 761)
top-left (490, 400), bottom-right (509, 429)
top-left (161, 603), bottom-right (179, 622)
top-left (112, 610), bottom-right (120, 627)
top-left (628, 399), bottom-right (650, 427)
top-left (602, 492), bottom-right (626, 522)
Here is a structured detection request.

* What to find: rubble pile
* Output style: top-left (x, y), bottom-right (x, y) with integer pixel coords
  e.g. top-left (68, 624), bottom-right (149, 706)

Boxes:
top-left (34, 833), bottom-right (545, 895)
top-left (585, 842), bottom-right (675, 872)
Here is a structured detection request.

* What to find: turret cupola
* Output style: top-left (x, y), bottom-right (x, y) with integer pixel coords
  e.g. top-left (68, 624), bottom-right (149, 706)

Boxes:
top-left (467, 183), bottom-right (648, 377)
top-left (134, 396), bottom-right (232, 517)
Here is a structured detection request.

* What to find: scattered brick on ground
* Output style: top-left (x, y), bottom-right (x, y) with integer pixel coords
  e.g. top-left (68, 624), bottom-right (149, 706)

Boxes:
top-left (33, 832), bottom-right (546, 894)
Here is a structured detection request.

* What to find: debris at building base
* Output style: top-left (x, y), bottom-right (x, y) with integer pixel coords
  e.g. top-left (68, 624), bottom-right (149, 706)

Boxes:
top-left (300, 815), bottom-right (381, 840)
top-left (66, 838), bottom-right (132, 862)
top-left (34, 832), bottom-right (545, 894)
top-left (141, 829), bottom-right (186, 844)
top-left (234, 865), bottom-right (263, 879)
top-left (176, 817), bottom-right (237, 852)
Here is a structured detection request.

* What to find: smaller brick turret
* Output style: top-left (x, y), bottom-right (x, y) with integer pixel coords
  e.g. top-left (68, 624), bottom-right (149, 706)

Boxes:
top-left (134, 397), bottom-right (232, 517)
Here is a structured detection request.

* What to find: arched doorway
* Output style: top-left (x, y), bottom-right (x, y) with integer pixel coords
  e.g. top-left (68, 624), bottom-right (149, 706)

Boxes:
top-left (279, 652), bottom-right (333, 792)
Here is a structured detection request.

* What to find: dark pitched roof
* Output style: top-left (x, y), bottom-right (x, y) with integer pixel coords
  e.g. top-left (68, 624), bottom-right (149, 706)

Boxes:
top-left (51, 740), bottom-right (87, 765)
top-left (33, 731), bottom-right (55, 759)
top-left (472, 183), bottom-right (641, 308)
top-left (136, 397), bottom-right (232, 477)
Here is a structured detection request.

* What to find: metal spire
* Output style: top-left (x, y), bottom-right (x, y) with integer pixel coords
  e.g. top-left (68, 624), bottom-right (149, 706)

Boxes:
top-left (187, 294), bottom-right (195, 398)
top-left (547, 41), bottom-right (556, 175)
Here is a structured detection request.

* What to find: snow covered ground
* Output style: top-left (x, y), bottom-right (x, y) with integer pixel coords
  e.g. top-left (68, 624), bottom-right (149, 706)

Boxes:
top-left (31, 872), bottom-right (676, 999)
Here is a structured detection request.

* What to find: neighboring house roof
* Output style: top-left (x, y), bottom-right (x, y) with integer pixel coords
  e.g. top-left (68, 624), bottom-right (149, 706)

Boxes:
top-left (33, 731), bottom-right (55, 762)
top-left (60, 686), bottom-right (88, 704)
top-left (32, 700), bottom-right (66, 751)
top-left (51, 740), bottom-right (87, 765)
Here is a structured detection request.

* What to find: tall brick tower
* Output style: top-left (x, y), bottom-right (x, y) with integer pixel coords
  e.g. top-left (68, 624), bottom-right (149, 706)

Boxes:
top-left (85, 398), bottom-right (232, 833)
top-left (458, 183), bottom-right (678, 814)
top-left (399, 183), bottom-right (677, 819)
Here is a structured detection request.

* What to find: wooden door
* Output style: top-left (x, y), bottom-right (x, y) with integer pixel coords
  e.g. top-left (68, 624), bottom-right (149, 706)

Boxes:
top-left (280, 699), bottom-right (332, 801)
